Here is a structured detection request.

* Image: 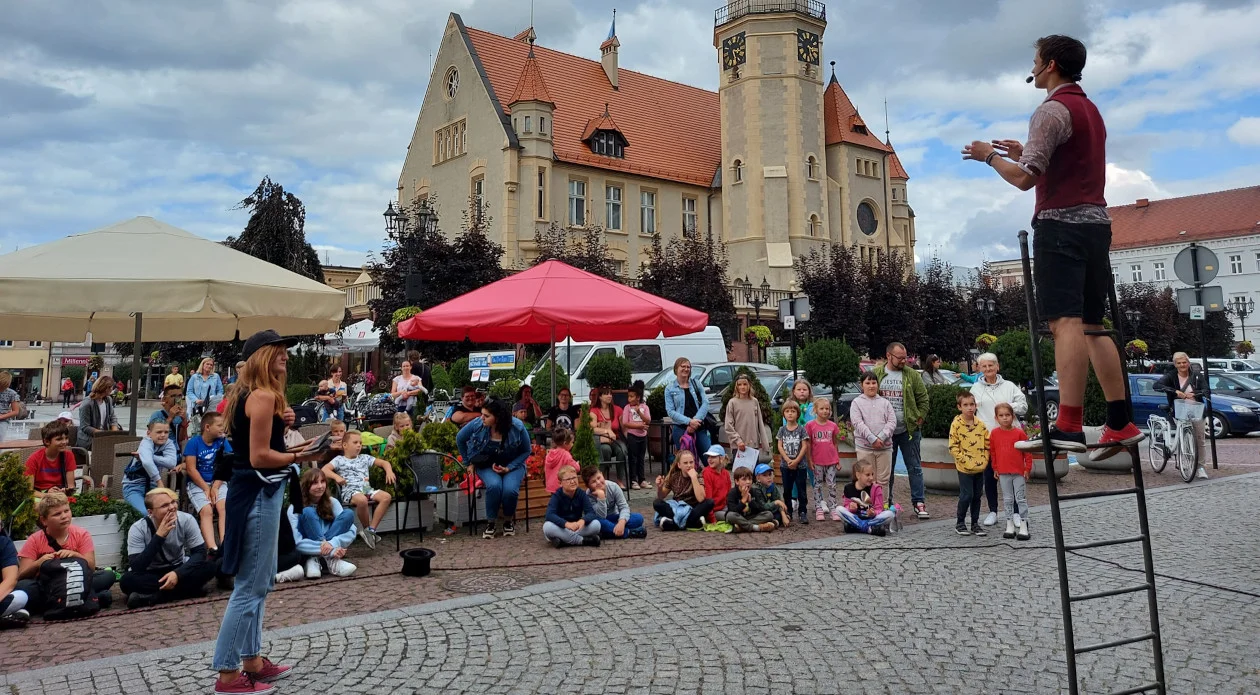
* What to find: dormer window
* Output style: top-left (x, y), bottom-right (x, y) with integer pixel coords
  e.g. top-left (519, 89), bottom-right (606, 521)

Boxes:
top-left (589, 130), bottom-right (625, 158)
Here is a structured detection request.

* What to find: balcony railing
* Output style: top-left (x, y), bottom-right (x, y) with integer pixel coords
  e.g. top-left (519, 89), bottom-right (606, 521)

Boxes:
top-left (728, 286), bottom-right (794, 314)
top-left (344, 282), bottom-right (382, 308)
top-left (715, 0), bottom-right (825, 26)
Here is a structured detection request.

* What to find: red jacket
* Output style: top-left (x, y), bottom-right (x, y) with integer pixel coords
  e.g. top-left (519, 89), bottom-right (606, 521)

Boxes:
top-left (703, 466), bottom-right (732, 515)
top-left (1034, 84), bottom-right (1107, 218)
top-left (989, 427), bottom-right (1033, 476)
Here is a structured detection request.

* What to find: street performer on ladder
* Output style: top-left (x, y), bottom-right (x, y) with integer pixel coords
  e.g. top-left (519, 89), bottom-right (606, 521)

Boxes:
top-left (961, 35), bottom-right (1144, 459)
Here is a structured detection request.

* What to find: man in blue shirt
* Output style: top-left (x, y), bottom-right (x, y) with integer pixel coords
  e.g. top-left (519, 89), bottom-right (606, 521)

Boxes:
top-left (149, 385), bottom-right (188, 448)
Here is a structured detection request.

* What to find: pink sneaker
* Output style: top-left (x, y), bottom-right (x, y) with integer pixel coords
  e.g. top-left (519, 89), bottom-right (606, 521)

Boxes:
top-left (1088, 422), bottom-right (1146, 462)
top-left (215, 674), bottom-right (274, 694)
top-left (246, 658), bottom-right (293, 683)
top-left (830, 508), bottom-right (843, 522)
top-left (815, 508), bottom-right (825, 521)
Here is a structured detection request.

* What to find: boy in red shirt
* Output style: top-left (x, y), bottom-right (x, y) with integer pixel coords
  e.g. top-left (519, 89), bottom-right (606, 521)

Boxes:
top-left (702, 445), bottom-right (732, 524)
top-left (988, 403), bottom-right (1033, 541)
top-left (24, 420), bottom-right (76, 498)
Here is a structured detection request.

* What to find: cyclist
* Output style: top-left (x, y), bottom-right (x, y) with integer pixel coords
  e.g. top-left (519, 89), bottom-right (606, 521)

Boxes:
top-left (1154, 352), bottom-right (1208, 480)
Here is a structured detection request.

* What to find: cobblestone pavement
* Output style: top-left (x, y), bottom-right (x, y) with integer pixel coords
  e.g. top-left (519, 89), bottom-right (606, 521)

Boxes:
top-left (4, 469), bottom-right (1258, 694)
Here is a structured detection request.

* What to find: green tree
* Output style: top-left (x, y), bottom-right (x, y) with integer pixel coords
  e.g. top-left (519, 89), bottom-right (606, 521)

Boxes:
top-left (227, 176), bottom-right (324, 284)
top-left (794, 244), bottom-right (869, 351)
top-left (637, 233), bottom-right (739, 345)
top-left (916, 256), bottom-right (971, 362)
top-left (719, 366), bottom-right (773, 424)
top-left (530, 362), bottom-right (569, 412)
top-left (990, 330), bottom-right (1054, 389)
top-left (865, 250), bottom-right (922, 358)
top-left (571, 404), bottom-right (600, 468)
top-left (583, 354), bottom-right (632, 389)
top-left (800, 339), bottom-right (861, 405)
top-left (533, 222), bottom-right (620, 281)
top-left (451, 357), bottom-right (470, 390)
top-left (430, 364), bottom-right (454, 399)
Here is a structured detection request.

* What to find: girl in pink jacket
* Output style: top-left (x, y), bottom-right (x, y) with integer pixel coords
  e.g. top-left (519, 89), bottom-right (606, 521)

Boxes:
top-left (848, 372), bottom-right (897, 502)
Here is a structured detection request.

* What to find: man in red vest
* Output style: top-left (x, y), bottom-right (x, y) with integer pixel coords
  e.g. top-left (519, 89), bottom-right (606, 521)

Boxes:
top-left (962, 35), bottom-right (1143, 460)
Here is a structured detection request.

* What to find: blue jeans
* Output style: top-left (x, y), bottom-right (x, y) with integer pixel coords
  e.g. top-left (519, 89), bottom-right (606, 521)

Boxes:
top-left (669, 425), bottom-right (711, 464)
top-left (122, 478), bottom-right (152, 515)
top-left (889, 430), bottom-right (925, 505)
top-left (212, 483), bottom-right (283, 671)
top-left (597, 512), bottom-right (645, 538)
top-left (297, 507), bottom-right (355, 545)
top-left (480, 466), bottom-right (526, 520)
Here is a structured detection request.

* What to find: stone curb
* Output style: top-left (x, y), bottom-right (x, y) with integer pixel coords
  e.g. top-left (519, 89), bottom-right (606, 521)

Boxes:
top-left (4, 470), bottom-right (1254, 686)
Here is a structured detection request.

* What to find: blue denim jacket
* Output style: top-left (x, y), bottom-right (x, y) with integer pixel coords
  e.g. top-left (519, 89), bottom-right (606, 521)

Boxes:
top-left (456, 417), bottom-right (532, 473)
top-left (664, 376), bottom-right (709, 425)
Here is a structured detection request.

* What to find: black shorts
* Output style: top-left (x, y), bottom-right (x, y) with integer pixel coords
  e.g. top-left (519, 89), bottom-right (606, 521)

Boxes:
top-left (1032, 218), bottom-right (1112, 325)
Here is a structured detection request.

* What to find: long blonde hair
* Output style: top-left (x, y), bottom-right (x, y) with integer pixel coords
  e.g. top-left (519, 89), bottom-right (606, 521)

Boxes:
top-left (224, 344), bottom-right (288, 435)
top-left (663, 449), bottom-right (697, 491)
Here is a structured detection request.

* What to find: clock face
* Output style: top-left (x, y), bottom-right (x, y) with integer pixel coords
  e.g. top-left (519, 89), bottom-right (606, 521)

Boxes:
top-left (722, 32), bottom-right (746, 70)
top-left (857, 201), bottom-right (878, 236)
top-left (797, 29), bottom-right (820, 65)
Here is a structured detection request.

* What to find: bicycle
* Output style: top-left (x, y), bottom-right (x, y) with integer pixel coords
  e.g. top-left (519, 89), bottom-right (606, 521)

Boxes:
top-left (1146, 403), bottom-right (1199, 482)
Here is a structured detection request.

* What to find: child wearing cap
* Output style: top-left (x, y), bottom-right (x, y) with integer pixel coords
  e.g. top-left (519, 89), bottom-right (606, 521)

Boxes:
top-left (701, 445), bottom-right (732, 524)
top-left (752, 463), bottom-right (790, 528)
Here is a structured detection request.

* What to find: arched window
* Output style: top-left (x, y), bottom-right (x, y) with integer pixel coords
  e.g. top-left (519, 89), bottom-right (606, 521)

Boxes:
top-left (732, 159), bottom-right (744, 183)
top-left (808, 214), bottom-right (821, 237)
top-left (807, 156), bottom-right (819, 179)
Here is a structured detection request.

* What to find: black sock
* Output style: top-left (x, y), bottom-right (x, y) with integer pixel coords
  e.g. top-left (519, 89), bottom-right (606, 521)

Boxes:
top-left (1106, 400), bottom-right (1130, 431)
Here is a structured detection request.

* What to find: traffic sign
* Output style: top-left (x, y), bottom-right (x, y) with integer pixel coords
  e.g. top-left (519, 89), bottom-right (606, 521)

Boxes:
top-left (783, 315), bottom-right (796, 330)
top-left (1189, 305), bottom-right (1205, 320)
top-left (1174, 245), bottom-right (1218, 285)
top-left (1176, 286), bottom-right (1224, 314)
top-left (778, 297), bottom-right (810, 323)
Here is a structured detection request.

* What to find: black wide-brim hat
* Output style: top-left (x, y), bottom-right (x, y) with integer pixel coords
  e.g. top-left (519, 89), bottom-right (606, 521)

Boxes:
top-left (241, 329), bottom-right (299, 362)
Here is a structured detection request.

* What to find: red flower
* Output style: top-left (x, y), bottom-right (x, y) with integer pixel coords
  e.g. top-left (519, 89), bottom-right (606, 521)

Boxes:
top-left (101, 496), bottom-right (109, 502)
top-left (67, 497), bottom-right (77, 504)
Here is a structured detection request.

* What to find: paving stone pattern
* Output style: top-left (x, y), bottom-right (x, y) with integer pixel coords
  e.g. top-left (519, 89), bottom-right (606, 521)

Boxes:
top-left (4, 473), bottom-right (1258, 694)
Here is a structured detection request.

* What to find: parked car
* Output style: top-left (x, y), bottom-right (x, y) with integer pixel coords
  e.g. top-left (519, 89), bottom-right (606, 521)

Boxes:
top-left (1026, 378), bottom-right (1061, 422)
top-left (1188, 357), bottom-right (1260, 373)
top-left (1206, 373), bottom-right (1260, 403)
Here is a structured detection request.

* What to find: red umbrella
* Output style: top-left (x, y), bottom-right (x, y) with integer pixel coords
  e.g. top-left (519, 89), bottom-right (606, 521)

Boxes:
top-left (397, 260), bottom-right (708, 343)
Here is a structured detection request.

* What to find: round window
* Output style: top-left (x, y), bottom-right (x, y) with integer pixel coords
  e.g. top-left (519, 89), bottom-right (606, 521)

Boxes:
top-left (857, 201), bottom-right (878, 236)
top-left (444, 67), bottom-right (459, 100)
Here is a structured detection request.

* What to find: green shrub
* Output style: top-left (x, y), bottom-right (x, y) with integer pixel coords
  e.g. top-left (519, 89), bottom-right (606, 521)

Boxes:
top-left (372, 429), bottom-right (419, 497)
top-left (801, 339), bottom-right (861, 402)
top-left (583, 353), bottom-right (632, 389)
top-left (647, 385), bottom-right (666, 421)
top-left (922, 383), bottom-right (967, 439)
top-left (489, 377), bottom-right (521, 401)
top-left (430, 364), bottom-right (454, 400)
top-left (0, 452), bottom-right (36, 539)
top-left (418, 421), bottom-right (459, 455)
top-left (530, 362), bottom-right (569, 412)
top-left (769, 353), bottom-right (793, 370)
top-left (571, 404), bottom-right (600, 468)
top-left (514, 357), bottom-right (538, 380)
top-left (719, 366), bottom-right (773, 425)
top-left (285, 384), bottom-right (312, 406)
top-left (451, 357), bottom-right (470, 389)
top-left (990, 330), bottom-right (1054, 390)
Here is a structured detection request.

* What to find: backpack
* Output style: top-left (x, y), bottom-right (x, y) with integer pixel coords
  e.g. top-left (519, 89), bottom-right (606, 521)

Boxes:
top-left (37, 535), bottom-right (100, 620)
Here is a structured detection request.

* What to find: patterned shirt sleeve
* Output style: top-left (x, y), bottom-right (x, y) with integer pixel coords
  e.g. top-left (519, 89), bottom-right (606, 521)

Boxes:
top-left (1018, 100), bottom-right (1072, 177)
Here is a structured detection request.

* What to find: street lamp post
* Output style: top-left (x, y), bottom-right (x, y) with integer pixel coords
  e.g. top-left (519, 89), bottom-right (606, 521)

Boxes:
top-left (737, 276), bottom-right (772, 362)
top-left (1124, 309), bottom-right (1143, 369)
top-left (385, 199), bottom-right (437, 354)
top-left (975, 297), bottom-right (996, 335)
top-left (1230, 297), bottom-right (1256, 342)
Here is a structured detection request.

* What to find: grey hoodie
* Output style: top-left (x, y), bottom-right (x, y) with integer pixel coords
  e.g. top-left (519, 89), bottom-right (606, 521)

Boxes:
top-left (588, 480), bottom-right (631, 521)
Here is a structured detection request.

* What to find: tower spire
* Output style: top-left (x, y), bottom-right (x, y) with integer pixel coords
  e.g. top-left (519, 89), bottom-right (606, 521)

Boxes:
top-left (607, 8), bottom-right (616, 40)
top-left (884, 96), bottom-right (890, 145)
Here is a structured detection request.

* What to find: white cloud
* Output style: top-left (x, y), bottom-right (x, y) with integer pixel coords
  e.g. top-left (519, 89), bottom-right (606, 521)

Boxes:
top-left (1227, 116), bottom-right (1260, 146)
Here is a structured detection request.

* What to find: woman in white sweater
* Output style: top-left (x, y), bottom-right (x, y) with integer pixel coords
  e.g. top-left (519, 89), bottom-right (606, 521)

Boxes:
top-left (969, 352), bottom-right (1028, 526)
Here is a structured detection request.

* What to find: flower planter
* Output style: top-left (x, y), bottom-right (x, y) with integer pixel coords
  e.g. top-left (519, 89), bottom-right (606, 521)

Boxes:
top-left (1029, 450), bottom-right (1070, 482)
top-left (1078, 426), bottom-right (1136, 473)
top-left (374, 499), bottom-right (435, 534)
top-left (76, 513), bottom-right (125, 568)
top-left (920, 437), bottom-right (959, 493)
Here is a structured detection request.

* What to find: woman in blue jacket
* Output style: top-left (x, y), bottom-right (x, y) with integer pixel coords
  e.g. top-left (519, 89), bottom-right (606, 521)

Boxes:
top-left (664, 357), bottom-right (712, 460)
top-left (457, 398), bottom-right (532, 539)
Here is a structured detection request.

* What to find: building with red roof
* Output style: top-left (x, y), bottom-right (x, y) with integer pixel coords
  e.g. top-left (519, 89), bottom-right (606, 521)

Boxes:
top-left (397, 3), bottom-right (915, 291)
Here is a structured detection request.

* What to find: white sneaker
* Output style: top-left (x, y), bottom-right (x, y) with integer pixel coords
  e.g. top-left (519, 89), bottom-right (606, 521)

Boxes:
top-left (275, 565), bottom-right (305, 583)
top-left (1196, 467), bottom-right (1208, 480)
top-left (1016, 521), bottom-right (1031, 541)
top-left (304, 557), bottom-right (322, 579)
top-left (359, 527), bottom-right (378, 549)
top-left (327, 558), bottom-right (357, 577)
top-left (1002, 520), bottom-right (1016, 539)
top-left (982, 511), bottom-right (998, 527)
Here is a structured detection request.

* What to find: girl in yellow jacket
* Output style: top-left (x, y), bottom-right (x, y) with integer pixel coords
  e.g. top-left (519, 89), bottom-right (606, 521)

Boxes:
top-left (948, 392), bottom-right (989, 536)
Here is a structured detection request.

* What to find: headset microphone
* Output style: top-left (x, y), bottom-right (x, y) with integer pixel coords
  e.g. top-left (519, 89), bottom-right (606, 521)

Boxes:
top-left (1026, 65), bottom-right (1047, 84)
top-left (1025, 74), bottom-right (1035, 84)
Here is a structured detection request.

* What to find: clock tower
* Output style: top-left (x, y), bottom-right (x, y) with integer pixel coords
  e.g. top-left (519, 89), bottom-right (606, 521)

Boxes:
top-left (714, 0), bottom-right (828, 289)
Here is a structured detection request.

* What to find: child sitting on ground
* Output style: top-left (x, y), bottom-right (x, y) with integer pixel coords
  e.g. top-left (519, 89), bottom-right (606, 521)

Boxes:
top-left (838, 459), bottom-right (896, 536)
top-left (949, 392), bottom-right (990, 537)
top-left (752, 463), bottom-right (790, 528)
top-left (544, 427), bottom-right (576, 494)
top-left (702, 445), bottom-right (732, 523)
top-left (322, 430), bottom-right (396, 549)
top-left (386, 412), bottom-right (413, 449)
top-left (282, 467), bottom-right (358, 580)
top-left (183, 411), bottom-right (231, 553)
top-left (724, 468), bottom-right (776, 532)
top-left (543, 465), bottom-right (601, 548)
top-left (580, 466), bottom-right (646, 539)
top-left (989, 402), bottom-right (1032, 541)
top-left (24, 420), bottom-right (77, 499)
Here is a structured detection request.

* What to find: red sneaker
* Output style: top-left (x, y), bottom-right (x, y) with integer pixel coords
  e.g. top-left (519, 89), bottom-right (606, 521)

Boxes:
top-left (1088, 423), bottom-right (1146, 461)
top-left (214, 674), bottom-right (275, 694)
top-left (246, 658), bottom-right (293, 683)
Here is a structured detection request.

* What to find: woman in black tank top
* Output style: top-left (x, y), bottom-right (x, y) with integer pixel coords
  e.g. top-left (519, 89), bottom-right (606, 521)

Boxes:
top-left (211, 331), bottom-right (319, 693)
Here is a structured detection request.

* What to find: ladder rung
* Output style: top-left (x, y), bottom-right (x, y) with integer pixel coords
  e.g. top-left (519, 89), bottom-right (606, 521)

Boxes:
top-left (1075, 631), bottom-right (1155, 654)
top-left (1084, 328), bottom-right (1118, 337)
top-left (1108, 682), bottom-right (1163, 695)
top-left (1058, 486), bottom-right (1140, 501)
top-left (1065, 534), bottom-right (1145, 551)
top-left (1070, 583), bottom-right (1151, 602)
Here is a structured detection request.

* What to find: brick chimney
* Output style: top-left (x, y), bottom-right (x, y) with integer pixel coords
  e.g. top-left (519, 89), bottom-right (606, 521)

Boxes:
top-left (1135, 198), bottom-right (1149, 208)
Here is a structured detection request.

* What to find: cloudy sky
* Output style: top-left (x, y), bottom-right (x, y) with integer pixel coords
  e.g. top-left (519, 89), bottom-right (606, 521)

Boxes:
top-left (2, 0), bottom-right (1258, 269)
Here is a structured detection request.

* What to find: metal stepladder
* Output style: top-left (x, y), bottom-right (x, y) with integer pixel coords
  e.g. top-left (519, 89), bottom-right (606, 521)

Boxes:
top-left (1017, 230), bottom-right (1167, 695)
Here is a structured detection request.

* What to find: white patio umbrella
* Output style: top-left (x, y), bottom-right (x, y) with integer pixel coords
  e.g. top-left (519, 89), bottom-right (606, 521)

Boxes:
top-left (320, 319), bottom-right (380, 354)
top-left (0, 216), bottom-right (346, 432)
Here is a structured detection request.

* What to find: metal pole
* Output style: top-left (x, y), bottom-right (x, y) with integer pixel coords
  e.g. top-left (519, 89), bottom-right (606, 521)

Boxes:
top-left (1190, 245), bottom-right (1219, 469)
top-left (789, 296), bottom-right (798, 376)
top-left (550, 325), bottom-right (557, 407)
top-left (130, 313), bottom-right (142, 435)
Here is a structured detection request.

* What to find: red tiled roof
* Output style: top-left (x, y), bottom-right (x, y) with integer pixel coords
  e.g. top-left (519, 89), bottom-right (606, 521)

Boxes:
top-left (887, 150), bottom-right (909, 180)
top-left (581, 108), bottom-right (625, 141)
top-left (506, 48), bottom-right (554, 106)
top-left (1109, 186), bottom-right (1260, 250)
top-left (465, 25), bottom-right (721, 188)
top-left (824, 76), bottom-right (892, 153)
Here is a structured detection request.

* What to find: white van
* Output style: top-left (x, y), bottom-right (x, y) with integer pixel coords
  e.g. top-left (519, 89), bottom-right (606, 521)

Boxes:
top-left (526, 326), bottom-right (728, 403)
